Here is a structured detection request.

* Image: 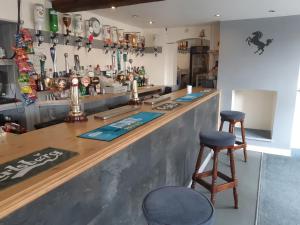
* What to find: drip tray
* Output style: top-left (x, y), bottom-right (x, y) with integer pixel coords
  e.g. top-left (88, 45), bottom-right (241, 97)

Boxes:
top-left (154, 102), bottom-right (182, 111)
top-left (94, 105), bottom-right (141, 120)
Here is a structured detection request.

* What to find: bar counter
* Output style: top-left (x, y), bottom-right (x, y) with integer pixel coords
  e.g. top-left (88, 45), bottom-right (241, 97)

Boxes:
top-left (0, 88), bottom-right (220, 225)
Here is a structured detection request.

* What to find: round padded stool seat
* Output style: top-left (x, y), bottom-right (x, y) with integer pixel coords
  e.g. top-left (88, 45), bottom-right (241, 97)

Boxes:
top-left (143, 186), bottom-right (214, 225)
top-left (199, 131), bottom-right (235, 148)
top-left (220, 110), bottom-right (245, 121)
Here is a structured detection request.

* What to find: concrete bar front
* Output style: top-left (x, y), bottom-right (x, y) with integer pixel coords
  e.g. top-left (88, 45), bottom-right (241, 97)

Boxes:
top-left (0, 88), bottom-right (219, 225)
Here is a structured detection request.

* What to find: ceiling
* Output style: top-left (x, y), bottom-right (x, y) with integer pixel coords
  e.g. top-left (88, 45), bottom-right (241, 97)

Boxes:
top-left (93, 0), bottom-right (300, 28)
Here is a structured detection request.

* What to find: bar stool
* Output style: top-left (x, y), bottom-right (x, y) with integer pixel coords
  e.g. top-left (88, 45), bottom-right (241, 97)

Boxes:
top-left (219, 110), bottom-right (247, 162)
top-left (142, 186), bottom-right (215, 225)
top-left (191, 131), bottom-right (238, 208)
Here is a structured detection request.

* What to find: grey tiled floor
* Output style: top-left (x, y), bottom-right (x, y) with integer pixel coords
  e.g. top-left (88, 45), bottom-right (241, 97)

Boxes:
top-left (195, 150), bottom-right (262, 225)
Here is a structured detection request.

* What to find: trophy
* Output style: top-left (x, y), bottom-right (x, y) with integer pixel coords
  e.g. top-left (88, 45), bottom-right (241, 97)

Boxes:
top-left (63, 13), bottom-right (72, 45)
top-left (64, 53), bottom-right (70, 75)
top-left (50, 47), bottom-right (58, 78)
top-left (65, 75), bottom-right (88, 122)
top-left (33, 4), bottom-right (45, 46)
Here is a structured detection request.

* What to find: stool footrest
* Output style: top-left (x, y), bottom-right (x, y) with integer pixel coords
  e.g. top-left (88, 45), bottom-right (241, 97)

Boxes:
top-left (193, 170), bottom-right (238, 193)
top-left (195, 178), bottom-right (212, 191)
top-left (194, 170), bottom-right (213, 179)
top-left (233, 141), bottom-right (247, 150)
top-left (217, 171), bottom-right (233, 182)
top-left (216, 181), bottom-right (237, 193)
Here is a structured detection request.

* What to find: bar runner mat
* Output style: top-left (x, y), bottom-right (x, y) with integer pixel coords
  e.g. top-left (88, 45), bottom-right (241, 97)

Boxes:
top-left (0, 148), bottom-right (78, 190)
top-left (79, 111), bottom-right (164, 142)
top-left (175, 92), bottom-right (205, 102)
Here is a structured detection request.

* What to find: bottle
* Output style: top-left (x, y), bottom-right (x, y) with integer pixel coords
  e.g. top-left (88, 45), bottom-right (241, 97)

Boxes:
top-left (49, 8), bottom-right (58, 33)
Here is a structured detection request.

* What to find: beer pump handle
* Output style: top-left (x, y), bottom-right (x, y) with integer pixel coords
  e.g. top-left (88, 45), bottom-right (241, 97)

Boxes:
top-left (50, 47), bottom-right (58, 77)
top-left (64, 53), bottom-right (70, 75)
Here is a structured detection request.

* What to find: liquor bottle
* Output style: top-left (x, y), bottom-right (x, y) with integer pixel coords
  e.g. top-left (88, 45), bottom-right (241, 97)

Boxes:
top-left (49, 8), bottom-right (59, 46)
top-left (49, 8), bottom-right (58, 33)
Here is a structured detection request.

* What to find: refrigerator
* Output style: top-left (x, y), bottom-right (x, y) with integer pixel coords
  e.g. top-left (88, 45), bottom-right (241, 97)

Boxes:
top-left (189, 46), bottom-right (209, 86)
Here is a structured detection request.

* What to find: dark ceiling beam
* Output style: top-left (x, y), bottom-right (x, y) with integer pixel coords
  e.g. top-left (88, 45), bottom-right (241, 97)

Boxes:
top-left (52, 0), bottom-right (164, 13)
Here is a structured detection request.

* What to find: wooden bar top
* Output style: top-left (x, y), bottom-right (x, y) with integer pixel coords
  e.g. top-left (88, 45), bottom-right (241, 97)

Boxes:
top-left (0, 87), bottom-right (219, 219)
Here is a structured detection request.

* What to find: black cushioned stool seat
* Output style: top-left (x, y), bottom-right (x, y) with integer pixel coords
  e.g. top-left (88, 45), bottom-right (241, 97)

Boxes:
top-left (220, 110), bottom-right (245, 121)
top-left (219, 110), bottom-right (247, 162)
top-left (199, 131), bottom-right (235, 148)
top-left (142, 186), bottom-right (214, 225)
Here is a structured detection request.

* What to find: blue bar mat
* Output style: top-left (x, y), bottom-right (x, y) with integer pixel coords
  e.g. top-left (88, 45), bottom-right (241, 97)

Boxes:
top-left (175, 92), bottom-right (205, 102)
top-left (79, 111), bottom-right (164, 142)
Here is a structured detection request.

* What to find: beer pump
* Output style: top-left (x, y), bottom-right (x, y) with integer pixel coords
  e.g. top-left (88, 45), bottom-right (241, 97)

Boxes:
top-left (74, 55), bottom-right (80, 73)
top-left (33, 4), bottom-right (45, 46)
top-left (65, 75), bottom-right (88, 122)
top-left (65, 55), bottom-right (87, 122)
top-left (73, 14), bottom-right (83, 50)
top-left (129, 80), bottom-right (141, 105)
top-left (63, 14), bottom-right (72, 45)
top-left (49, 8), bottom-right (59, 47)
top-left (153, 34), bottom-right (159, 57)
top-left (50, 47), bottom-right (58, 78)
top-left (37, 54), bottom-right (46, 91)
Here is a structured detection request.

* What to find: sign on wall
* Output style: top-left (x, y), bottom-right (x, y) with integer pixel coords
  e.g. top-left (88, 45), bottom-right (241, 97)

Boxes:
top-left (246, 31), bottom-right (273, 55)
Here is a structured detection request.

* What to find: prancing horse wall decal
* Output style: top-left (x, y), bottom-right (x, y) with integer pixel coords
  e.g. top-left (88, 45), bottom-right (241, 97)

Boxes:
top-left (246, 31), bottom-right (273, 55)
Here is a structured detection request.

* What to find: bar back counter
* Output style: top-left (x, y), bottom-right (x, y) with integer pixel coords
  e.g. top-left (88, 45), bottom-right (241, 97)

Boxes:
top-left (0, 88), bottom-right (219, 225)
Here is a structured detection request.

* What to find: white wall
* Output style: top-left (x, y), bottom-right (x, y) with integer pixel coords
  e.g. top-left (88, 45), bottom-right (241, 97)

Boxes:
top-left (144, 24), bottom-right (219, 87)
top-left (218, 16), bottom-right (300, 148)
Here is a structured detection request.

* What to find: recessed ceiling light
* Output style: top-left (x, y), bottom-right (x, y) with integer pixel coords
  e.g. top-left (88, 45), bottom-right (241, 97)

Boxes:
top-left (215, 14), bottom-right (221, 17)
top-left (111, 6), bottom-right (116, 10)
top-left (132, 15), bottom-right (138, 18)
top-left (149, 20), bottom-right (153, 25)
top-left (268, 10), bottom-right (276, 13)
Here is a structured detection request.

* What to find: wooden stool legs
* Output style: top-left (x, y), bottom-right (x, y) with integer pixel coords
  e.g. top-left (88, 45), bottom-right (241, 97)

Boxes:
top-left (191, 144), bottom-right (205, 189)
top-left (219, 120), bottom-right (247, 162)
top-left (240, 121), bottom-right (247, 162)
top-left (192, 146), bottom-right (238, 208)
top-left (229, 149), bottom-right (238, 209)
top-left (211, 150), bottom-right (219, 205)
